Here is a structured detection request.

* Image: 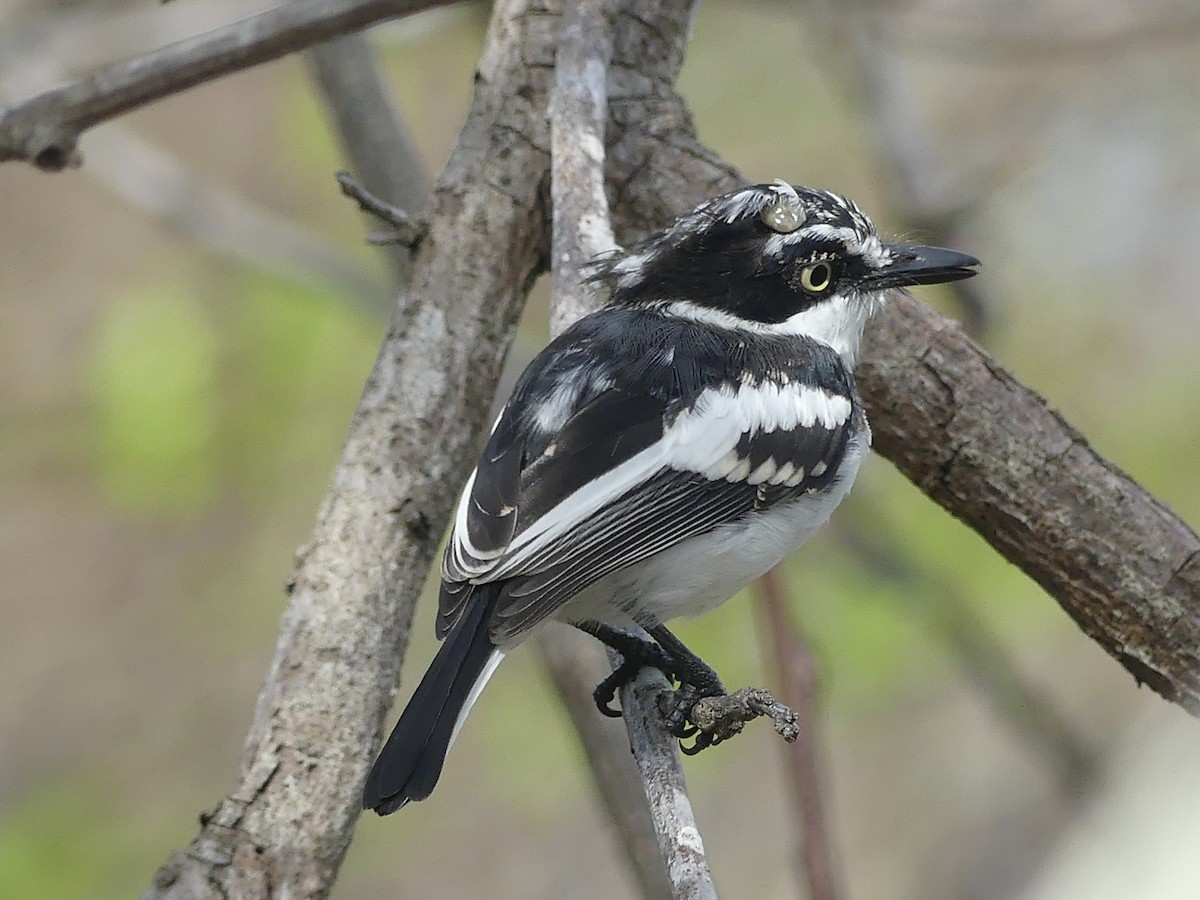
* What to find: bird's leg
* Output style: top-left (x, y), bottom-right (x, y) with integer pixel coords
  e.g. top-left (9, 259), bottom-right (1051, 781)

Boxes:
top-left (575, 621), bottom-right (727, 753)
top-left (574, 622), bottom-right (676, 717)
top-left (647, 624), bottom-right (727, 754)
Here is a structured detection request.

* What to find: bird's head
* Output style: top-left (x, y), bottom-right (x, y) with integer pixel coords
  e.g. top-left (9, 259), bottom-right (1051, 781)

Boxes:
top-left (588, 180), bottom-right (979, 365)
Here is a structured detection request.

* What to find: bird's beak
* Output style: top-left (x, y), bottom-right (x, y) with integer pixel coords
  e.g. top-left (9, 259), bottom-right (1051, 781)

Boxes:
top-left (865, 243), bottom-right (980, 289)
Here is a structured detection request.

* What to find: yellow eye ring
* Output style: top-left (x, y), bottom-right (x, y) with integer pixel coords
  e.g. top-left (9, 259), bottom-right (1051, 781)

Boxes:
top-left (799, 262), bottom-right (833, 294)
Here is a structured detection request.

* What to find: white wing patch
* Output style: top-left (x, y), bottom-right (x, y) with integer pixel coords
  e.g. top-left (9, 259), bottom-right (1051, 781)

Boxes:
top-left (480, 380), bottom-right (849, 579)
top-left (667, 381), bottom-right (851, 477)
top-left (532, 379), bottom-right (583, 432)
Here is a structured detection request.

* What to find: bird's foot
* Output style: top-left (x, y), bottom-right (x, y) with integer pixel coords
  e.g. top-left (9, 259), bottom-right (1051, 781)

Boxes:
top-left (575, 621), bottom-right (732, 753)
top-left (575, 623), bottom-right (676, 717)
top-left (657, 655), bottom-right (727, 755)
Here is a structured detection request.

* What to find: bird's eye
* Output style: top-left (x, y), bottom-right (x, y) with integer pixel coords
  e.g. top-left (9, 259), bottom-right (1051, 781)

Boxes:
top-left (799, 262), bottom-right (834, 294)
top-left (760, 200), bottom-right (804, 234)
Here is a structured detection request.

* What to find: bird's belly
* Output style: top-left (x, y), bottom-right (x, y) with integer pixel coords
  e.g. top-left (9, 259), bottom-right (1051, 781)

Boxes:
top-left (564, 438), bottom-right (865, 627)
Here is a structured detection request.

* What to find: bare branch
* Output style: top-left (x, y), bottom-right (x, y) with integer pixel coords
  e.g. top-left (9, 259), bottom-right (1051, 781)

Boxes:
top-left (616, 664), bottom-right (719, 900)
top-left (546, 1), bottom-right (720, 896)
top-left (0, 0), bottom-right (457, 171)
top-left (858, 291), bottom-right (1200, 713)
top-left (754, 570), bottom-right (842, 900)
top-left (537, 630), bottom-right (675, 900)
top-left (548, 0), bottom-right (618, 328)
top-left (306, 32), bottom-right (430, 280)
top-left (336, 169), bottom-right (426, 247)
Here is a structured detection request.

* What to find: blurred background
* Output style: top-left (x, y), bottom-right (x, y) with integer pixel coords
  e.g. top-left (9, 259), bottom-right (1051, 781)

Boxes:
top-left (2, 0), bottom-right (1199, 897)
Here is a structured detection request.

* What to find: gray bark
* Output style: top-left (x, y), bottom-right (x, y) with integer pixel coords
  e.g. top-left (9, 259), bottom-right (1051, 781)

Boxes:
top-left (0, 0), bottom-right (457, 169)
top-left (141, 0), bottom-right (706, 897)
top-left (1, 0), bottom-right (1194, 896)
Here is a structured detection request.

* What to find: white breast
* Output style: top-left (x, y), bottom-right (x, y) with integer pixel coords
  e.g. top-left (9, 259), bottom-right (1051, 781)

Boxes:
top-left (561, 435), bottom-right (867, 628)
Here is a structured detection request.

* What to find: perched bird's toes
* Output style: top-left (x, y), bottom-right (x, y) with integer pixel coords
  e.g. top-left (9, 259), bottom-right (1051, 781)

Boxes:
top-left (679, 731), bottom-right (719, 756)
top-left (591, 659), bottom-right (645, 717)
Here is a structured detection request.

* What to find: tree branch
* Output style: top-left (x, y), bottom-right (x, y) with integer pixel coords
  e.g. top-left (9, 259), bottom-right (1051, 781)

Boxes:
top-left (545, 2), bottom-right (719, 896)
top-left (0, 0), bottom-right (456, 170)
top-left (754, 570), bottom-right (842, 900)
top-left (617, 665), bottom-right (720, 900)
top-left (859, 292), bottom-right (1200, 711)
top-left (305, 31), bottom-right (430, 282)
top-left (547, 0), bottom-right (617, 324)
top-left (537, 630), bottom-right (675, 900)
top-left (141, 0), bottom-right (558, 895)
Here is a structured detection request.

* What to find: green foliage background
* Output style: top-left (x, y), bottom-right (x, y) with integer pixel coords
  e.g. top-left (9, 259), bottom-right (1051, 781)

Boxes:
top-left (2, 2), bottom-right (1198, 898)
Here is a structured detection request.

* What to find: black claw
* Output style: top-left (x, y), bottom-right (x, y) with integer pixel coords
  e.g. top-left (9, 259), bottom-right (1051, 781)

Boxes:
top-left (592, 665), bottom-right (638, 717)
top-left (680, 731), bottom-right (721, 755)
top-left (577, 621), bottom-right (733, 753)
top-left (576, 621), bottom-right (680, 720)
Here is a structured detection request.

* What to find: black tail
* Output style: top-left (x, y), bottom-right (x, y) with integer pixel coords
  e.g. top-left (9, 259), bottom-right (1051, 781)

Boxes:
top-left (363, 591), bottom-right (499, 815)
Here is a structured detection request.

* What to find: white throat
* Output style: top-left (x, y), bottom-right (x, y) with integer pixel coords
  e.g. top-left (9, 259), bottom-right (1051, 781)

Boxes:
top-left (664, 292), bottom-right (882, 369)
top-left (778, 292), bottom-right (880, 368)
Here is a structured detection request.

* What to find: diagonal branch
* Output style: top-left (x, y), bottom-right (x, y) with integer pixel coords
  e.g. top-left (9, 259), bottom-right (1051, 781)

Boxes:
top-left (305, 31), bottom-right (430, 283)
top-left (142, 0), bottom-right (558, 896)
top-left (600, 135), bottom-right (1200, 715)
top-left (0, 0), bottom-right (456, 170)
top-left (860, 292), bottom-right (1200, 711)
top-left (141, 1), bottom-right (708, 898)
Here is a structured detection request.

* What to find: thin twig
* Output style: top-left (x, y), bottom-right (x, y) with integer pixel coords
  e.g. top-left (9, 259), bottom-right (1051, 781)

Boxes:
top-left (336, 170), bottom-right (426, 248)
top-left (615, 659), bottom-right (720, 900)
top-left (0, 0), bottom-right (456, 170)
top-left (548, 0), bottom-right (618, 298)
top-left (755, 570), bottom-right (842, 900)
top-left (537, 630), bottom-right (675, 900)
top-left (306, 32), bottom-right (429, 281)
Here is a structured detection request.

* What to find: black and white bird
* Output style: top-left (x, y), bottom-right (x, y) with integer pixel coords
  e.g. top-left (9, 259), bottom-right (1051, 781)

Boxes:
top-left (363, 180), bottom-right (978, 814)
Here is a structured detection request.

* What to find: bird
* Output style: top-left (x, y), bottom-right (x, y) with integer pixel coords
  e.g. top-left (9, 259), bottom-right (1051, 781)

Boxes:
top-left (362, 180), bottom-right (979, 815)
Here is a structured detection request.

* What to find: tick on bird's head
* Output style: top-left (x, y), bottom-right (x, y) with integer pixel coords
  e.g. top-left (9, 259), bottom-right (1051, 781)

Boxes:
top-left (587, 180), bottom-right (979, 325)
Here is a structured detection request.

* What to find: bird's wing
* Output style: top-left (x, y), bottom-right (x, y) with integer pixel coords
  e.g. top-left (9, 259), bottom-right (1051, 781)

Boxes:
top-left (438, 371), bottom-right (858, 643)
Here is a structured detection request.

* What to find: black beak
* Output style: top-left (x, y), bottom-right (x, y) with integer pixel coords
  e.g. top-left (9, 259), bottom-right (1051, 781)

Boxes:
top-left (865, 243), bottom-right (980, 289)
